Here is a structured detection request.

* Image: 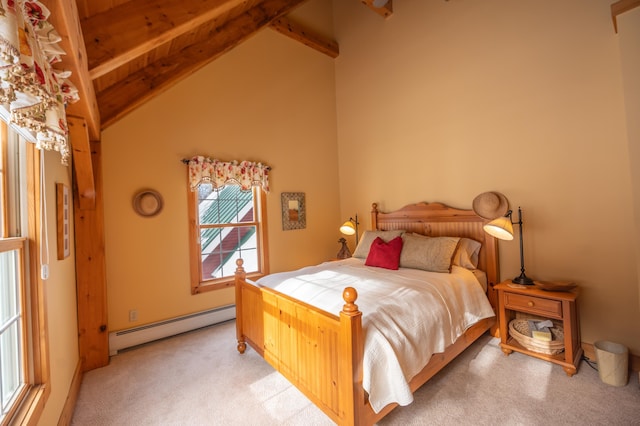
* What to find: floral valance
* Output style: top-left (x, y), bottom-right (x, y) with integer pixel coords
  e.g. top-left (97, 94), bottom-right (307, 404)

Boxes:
top-left (187, 155), bottom-right (270, 192)
top-left (0, 0), bottom-right (80, 165)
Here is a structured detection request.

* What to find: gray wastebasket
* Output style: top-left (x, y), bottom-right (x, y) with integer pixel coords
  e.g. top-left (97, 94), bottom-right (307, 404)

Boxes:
top-left (594, 340), bottom-right (628, 386)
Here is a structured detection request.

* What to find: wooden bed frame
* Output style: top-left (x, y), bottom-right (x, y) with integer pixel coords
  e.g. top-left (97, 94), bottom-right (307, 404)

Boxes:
top-left (234, 202), bottom-right (500, 425)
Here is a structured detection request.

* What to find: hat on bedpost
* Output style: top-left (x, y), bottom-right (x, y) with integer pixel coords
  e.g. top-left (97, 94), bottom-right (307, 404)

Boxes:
top-left (472, 191), bottom-right (509, 220)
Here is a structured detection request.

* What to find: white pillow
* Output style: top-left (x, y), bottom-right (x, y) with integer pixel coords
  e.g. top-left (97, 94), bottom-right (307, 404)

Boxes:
top-left (352, 230), bottom-right (406, 259)
top-left (452, 237), bottom-right (482, 270)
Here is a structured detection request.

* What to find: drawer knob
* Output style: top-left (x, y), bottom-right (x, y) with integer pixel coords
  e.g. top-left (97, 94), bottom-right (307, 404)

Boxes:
top-left (527, 301), bottom-right (534, 307)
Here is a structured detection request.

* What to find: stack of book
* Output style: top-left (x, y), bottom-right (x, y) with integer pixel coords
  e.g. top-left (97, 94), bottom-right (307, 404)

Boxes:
top-left (528, 319), bottom-right (554, 341)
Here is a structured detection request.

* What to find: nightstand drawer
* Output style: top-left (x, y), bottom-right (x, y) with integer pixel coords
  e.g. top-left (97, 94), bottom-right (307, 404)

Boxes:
top-left (503, 293), bottom-right (562, 319)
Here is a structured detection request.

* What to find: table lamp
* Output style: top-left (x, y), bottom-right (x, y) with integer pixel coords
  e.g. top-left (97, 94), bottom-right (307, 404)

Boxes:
top-left (483, 207), bottom-right (534, 285)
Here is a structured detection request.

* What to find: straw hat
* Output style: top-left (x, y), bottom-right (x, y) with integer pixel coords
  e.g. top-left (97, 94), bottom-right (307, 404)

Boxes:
top-left (472, 191), bottom-right (509, 220)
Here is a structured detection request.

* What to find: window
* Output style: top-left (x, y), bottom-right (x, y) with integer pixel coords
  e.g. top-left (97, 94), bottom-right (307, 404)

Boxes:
top-left (188, 183), bottom-right (268, 294)
top-left (1, 238), bottom-right (26, 421)
top-left (0, 122), bottom-right (49, 426)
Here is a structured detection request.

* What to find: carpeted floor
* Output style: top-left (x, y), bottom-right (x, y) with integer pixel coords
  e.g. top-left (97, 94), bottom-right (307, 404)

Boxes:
top-left (71, 320), bottom-right (639, 425)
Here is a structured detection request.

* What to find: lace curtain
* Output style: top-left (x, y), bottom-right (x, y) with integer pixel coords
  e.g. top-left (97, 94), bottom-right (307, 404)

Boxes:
top-left (0, 0), bottom-right (79, 165)
top-left (187, 155), bottom-right (270, 192)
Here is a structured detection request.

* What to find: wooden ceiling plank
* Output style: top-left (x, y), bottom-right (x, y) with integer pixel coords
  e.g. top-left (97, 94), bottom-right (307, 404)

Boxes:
top-left (269, 16), bottom-right (339, 58)
top-left (84, 0), bottom-right (248, 79)
top-left (611, 0), bottom-right (640, 32)
top-left (67, 116), bottom-right (96, 210)
top-left (98, 0), bottom-right (308, 128)
top-left (361, 0), bottom-right (393, 18)
top-left (42, 0), bottom-right (101, 141)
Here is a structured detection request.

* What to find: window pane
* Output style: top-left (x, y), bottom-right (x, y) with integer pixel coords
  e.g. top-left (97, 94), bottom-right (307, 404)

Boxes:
top-left (200, 225), bottom-right (257, 280)
top-left (1, 321), bottom-right (22, 411)
top-left (0, 248), bottom-right (23, 415)
top-left (0, 250), bottom-right (18, 324)
top-left (198, 185), bottom-right (254, 225)
top-left (0, 135), bottom-right (4, 237)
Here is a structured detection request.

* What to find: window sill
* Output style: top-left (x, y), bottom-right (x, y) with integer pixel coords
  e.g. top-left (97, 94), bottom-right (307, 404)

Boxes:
top-left (192, 272), bottom-right (265, 294)
top-left (4, 384), bottom-right (47, 426)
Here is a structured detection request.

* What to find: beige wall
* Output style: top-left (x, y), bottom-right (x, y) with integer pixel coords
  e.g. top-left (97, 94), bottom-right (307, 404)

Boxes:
top-left (39, 150), bottom-right (79, 425)
top-left (617, 7), bottom-right (640, 312)
top-left (101, 0), bottom-right (339, 332)
top-left (333, 0), bottom-right (640, 353)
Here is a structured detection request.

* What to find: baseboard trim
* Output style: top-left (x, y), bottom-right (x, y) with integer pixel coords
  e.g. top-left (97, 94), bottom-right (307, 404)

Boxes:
top-left (57, 360), bottom-right (83, 426)
top-left (109, 305), bottom-right (235, 355)
top-left (582, 342), bottom-right (640, 372)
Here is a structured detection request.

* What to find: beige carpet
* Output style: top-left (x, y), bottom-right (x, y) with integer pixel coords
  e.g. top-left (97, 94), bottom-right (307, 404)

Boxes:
top-left (71, 320), bottom-right (639, 425)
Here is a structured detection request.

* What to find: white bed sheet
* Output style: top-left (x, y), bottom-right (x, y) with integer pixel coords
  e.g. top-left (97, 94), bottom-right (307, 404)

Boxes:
top-left (256, 257), bottom-right (495, 413)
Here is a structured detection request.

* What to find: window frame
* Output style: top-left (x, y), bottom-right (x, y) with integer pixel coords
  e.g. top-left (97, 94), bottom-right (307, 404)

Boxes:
top-left (0, 123), bottom-right (50, 426)
top-left (187, 182), bottom-right (269, 294)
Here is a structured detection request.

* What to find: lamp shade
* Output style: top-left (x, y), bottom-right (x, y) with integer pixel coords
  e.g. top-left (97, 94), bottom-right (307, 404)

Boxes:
top-left (483, 216), bottom-right (514, 241)
top-left (340, 221), bottom-right (356, 235)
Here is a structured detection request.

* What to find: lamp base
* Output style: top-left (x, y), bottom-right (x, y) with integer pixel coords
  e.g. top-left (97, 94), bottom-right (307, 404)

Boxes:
top-left (512, 274), bottom-right (535, 286)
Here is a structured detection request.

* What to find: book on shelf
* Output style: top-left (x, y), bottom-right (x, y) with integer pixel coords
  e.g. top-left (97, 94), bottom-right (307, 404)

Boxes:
top-left (528, 320), bottom-right (552, 341)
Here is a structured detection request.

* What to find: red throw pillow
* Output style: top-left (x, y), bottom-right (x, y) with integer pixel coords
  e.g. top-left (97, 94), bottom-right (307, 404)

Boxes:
top-left (365, 236), bottom-right (403, 270)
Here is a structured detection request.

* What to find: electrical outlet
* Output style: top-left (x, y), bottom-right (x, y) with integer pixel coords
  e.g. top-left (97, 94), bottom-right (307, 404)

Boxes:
top-left (129, 309), bottom-right (138, 322)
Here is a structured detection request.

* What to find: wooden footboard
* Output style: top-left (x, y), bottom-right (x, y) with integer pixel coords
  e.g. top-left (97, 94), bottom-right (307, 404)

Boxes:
top-left (235, 259), bottom-right (365, 425)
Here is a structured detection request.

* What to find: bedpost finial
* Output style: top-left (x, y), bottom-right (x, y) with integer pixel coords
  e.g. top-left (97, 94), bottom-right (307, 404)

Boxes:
top-left (342, 287), bottom-right (359, 313)
top-left (235, 258), bottom-right (245, 275)
top-left (372, 203), bottom-right (378, 212)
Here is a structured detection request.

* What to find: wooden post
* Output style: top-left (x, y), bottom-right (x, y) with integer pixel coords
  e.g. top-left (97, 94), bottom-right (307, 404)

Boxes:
top-left (67, 116), bottom-right (95, 210)
top-left (235, 259), bottom-right (247, 354)
top-left (338, 287), bottom-right (364, 425)
top-left (74, 141), bottom-right (109, 371)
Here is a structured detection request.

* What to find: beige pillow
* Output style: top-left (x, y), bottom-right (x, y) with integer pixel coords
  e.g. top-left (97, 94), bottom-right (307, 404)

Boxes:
top-left (399, 233), bottom-right (460, 273)
top-left (353, 230), bottom-right (406, 259)
top-left (452, 237), bottom-right (482, 270)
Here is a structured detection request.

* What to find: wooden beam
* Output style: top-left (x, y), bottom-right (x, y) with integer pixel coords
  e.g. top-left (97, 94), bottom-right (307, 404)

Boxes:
top-left (97, 0), bottom-right (308, 128)
top-left (269, 16), bottom-right (339, 58)
top-left (82, 0), bottom-right (247, 80)
top-left (41, 0), bottom-right (101, 141)
top-left (67, 116), bottom-right (96, 210)
top-left (361, 0), bottom-right (393, 18)
top-left (74, 141), bottom-right (109, 372)
top-left (611, 0), bottom-right (640, 32)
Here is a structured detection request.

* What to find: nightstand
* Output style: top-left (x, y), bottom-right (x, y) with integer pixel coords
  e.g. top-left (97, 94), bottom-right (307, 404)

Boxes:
top-left (495, 281), bottom-right (582, 376)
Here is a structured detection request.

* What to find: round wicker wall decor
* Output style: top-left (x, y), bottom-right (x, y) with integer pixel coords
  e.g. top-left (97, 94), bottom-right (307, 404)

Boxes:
top-left (133, 190), bottom-right (163, 217)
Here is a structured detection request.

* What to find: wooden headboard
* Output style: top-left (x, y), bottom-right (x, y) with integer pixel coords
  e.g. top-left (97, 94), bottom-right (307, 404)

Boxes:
top-left (371, 202), bottom-right (500, 310)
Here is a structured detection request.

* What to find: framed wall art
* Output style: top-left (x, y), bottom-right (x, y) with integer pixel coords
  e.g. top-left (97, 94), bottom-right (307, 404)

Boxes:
top-left (56, 183), bottom-right (70, 259)
top-left (281, 192), bottom-right (306, 230)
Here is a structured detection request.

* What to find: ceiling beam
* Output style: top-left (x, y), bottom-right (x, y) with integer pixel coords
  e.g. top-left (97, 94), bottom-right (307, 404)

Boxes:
top-left (269, 16), bottom-right (339, 58)
top-left (97, 0), bottom-right (308, 128)
top-left (611, 0), bottom-right (640, 32)
top-left (42, 0), bottom-right (101, 141)
top-left (83, 0), bottom-right (248, 80)
top-left (361, 0), bottom-right (393, 18)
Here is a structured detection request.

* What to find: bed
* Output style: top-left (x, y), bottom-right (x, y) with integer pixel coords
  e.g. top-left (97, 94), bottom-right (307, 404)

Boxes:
top-left (234, 202), bottom-right (500, 425)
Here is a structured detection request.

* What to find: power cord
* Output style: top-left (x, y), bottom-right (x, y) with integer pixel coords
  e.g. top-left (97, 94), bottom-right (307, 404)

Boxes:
top-left (582, 354), bottom-right (598, 371)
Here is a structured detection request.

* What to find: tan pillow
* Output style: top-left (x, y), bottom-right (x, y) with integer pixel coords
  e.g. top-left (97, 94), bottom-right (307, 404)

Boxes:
top-left (353, 230), bottom-right (406, 259)
top-left (452, 238), bottom-right (482, 270)
top-left (399, 233), bottom-right (460, 273)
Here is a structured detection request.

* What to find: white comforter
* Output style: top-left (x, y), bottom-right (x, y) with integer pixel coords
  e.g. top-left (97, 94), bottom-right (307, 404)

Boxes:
top-left (256, 258), bottom-right (495, 413)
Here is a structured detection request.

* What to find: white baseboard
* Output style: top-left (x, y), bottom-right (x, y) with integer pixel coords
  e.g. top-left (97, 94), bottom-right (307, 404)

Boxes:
top-left (108, 305), bottom-right (235, 355)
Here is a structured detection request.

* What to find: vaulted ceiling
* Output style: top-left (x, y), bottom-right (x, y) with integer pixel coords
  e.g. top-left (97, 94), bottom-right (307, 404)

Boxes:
top-left (45, 0), bottom-right (393, 142)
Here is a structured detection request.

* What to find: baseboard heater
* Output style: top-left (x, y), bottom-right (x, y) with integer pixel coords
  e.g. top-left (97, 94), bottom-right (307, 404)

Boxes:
top-left (108, 305), bottom-right (236, 355)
